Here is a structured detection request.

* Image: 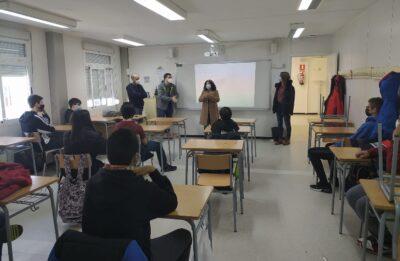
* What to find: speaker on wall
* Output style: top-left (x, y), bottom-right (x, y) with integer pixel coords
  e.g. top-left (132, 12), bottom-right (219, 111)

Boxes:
top-left (168, 47), bottom-right (178, 58)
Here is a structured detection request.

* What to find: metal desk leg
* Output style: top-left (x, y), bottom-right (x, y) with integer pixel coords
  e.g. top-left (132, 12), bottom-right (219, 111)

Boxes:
top-left (185, 151), bottom-right (189, 185)
top-left (377, 212), bottom-right (387, 260)
top-left (192, 154), bottom-right (195, 185)
top-left (189, 220), bottom-right (198, 261)
top-left (393, 203), bottom-right (400, 260)
top-left (207, 201), bottom-right (213, 249)
top-left (239, 152), bottom-right (245, 213)
top-left (178, 125), bottom-right (182, 159)
top-left (167, 136), bottom-right (172, 164)
top-left (2, 206), bottom-right (13, 261)
top-left (30, 142), bottom-right (38, 176)
top-left (160, 140), bottom-right (164, 174)
top-left (250, 127), bottom-right (254, 163)
top-left (183, 121), bottom-right (187, 142)
top-left (308, 123), bottom-right (312, 155)
top-left (47, 186), bottom-right (59, 239)
top-left (246, 136), bottom-right (250, 182)
top-left (361, 201), bottom-right (370, 261)
top-left (331, 158), bottom-right (337, 215)
top-left (339, 164), bottom-right (348, 234)
top-left (253, 124), bottom-right (257, 157)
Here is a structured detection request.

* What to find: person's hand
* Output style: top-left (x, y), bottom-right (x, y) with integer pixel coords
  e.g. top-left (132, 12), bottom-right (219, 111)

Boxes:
top-left (172, 96), bottom-right (178, 103)
top-left (132, 165), bottom-right (156, 176)
top-left (343, 138), bottom-right (352, 147)
top-left (356, 151), bottom-right (370, 159)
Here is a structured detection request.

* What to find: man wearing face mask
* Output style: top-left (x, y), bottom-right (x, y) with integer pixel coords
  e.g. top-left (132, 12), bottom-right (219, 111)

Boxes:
top-left (19, 94), bottom-right (63, 151)
top-left (126, 74), bottom-right (148, 115)
top-left (156, 73), bottom-right (179, 117)
top-left (64, 98), bottom-right (81, 124)
top-left (199, 79), bottom-right (220, 128)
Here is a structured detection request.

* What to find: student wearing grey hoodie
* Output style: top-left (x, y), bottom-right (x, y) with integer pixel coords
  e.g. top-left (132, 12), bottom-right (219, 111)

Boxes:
top-left (156, 73), bottom-right (179, 117)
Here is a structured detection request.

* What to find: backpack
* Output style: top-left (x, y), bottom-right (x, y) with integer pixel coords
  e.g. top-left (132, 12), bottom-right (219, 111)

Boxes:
top-left (344, 164), bottom-right (377, 192)
top-left (14, 148), bottom-right (44, 174)
top-left (58, 155), bottom-right (90, 224)
top-left (0, 163), bottom-right (32, 200)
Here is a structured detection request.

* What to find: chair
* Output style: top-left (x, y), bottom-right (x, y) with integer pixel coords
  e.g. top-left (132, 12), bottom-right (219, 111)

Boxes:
top-left (27, 132), bottom-right (63, 176)
top-left (195, 153), bottom-right (241, 232)
top-left (55, 154), bottom-right (92, 218)
top-left (136, 135), bottom-right (153, 167)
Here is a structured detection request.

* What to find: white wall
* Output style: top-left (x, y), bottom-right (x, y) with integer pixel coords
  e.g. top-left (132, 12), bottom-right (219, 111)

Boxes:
top-left (333, 0), bottom-right (400, 128)
top-left (129, 36), bottom-right (333, 136)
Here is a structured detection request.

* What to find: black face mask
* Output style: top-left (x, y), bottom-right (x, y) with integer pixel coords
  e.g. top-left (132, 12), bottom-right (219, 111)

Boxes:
top-left (39, 105), bottom-right (45, 112)
top-left (365, 107), bottom-right (371, 117)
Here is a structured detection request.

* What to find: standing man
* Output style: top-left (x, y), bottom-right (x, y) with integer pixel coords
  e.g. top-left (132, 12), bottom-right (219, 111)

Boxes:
top-left (126, 74), bottom-right (148, 115)
top-left (156, 73), bottom-right (179, 117)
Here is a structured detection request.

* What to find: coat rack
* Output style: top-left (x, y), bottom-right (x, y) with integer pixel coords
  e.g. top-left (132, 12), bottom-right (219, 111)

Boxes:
top-left (338, 66), bottom-right (400, 80)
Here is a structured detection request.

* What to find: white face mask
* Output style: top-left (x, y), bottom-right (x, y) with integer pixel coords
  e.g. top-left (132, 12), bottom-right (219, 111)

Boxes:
top-left (206, 84), bottom-right (212, 90)
top-left (167, 78), bottom-right (173, 84)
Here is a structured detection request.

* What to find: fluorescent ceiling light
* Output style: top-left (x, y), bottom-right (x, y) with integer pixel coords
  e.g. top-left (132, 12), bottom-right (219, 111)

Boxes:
top-left (298, 0), bottom-right (323, 10)
top-left (293, 28), bottom-right (305, 38)
top-left (113, 36), bottom-right (145, 47)
top-left (133, 0), bottom-right (186, 21)
top-left (0, 1), bottom-right (76, 29)
top-left (197, 34), bottom-right (214, 43)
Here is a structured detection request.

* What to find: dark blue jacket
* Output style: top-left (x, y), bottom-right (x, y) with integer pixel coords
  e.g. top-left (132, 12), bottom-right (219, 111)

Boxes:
top-left (272, 80), bottom-right (296, 115)
top-left (126, 83), bottom-right (148, 109)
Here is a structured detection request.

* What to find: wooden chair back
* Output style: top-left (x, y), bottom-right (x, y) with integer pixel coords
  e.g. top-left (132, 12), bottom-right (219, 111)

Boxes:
top-left (196, 154), bottom-right (231, 171)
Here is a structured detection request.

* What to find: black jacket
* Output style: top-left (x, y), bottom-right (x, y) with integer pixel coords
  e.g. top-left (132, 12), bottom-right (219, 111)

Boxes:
top-left (272, 80), bottom-right (295, 115)
top-left (19, 111), bottom-right (55, 134)
top-left (82, 168), bottom-right (177, 260)
top-left (126, 83), bottom-right (148, 109)
top-left (63, 127), bottom-right (106, 175)
top-left (64, 109), bottom-right (73, 124)
top-left (211, 119), bottom-right (240, 140)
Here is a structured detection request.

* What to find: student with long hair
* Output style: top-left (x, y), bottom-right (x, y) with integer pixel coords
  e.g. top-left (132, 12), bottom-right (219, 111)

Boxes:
top-left (199, 79), bottom-right (220, 128)
top-left (63, 110), bottom-right (106, 175)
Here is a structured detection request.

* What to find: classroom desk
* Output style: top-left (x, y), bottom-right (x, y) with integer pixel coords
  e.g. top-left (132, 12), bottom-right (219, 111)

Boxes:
top-left (360, 179), bottom-right (396, 261)
top-left (307, 118), bottom-right (352, 153)
top-left (91, 115), bottom-right (146, 138)
top-left (182, 139), bottom-right (245, 213)
top-left (0, 137), bottom-right (38, 176)
top-left (0, 176), bottom-right (59, 261)
top-left (203, 126), bottom-right (252, 181)
top-left (142, 124), bottom-right (172, 173)
top-left (165, 185), bottom-right (213, 261)
top-left (147, 117), bottom-right (187, 159)
top-left (232, 118), bottom-right (257, 162)
top-left (54, 124), bottom-right (72, 132)
top-left (312, 126), bottom-right (356, 149)
top-left (330, 147), bottom-right (369, 235)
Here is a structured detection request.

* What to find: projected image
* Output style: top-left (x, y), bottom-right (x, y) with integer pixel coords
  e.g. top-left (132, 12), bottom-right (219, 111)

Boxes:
top-left (195, 62), bottom-right (256, 108)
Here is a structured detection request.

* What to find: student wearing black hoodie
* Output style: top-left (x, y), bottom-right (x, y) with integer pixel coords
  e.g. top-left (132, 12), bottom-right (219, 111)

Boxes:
top-left (19, 94), bottom-right (63, 151)
top-left (211, 107), bottom-right (240, 140)
top-left (82, 128), bottom-right (192, 261)
top-left (64, 98), bottom-right (81, 124)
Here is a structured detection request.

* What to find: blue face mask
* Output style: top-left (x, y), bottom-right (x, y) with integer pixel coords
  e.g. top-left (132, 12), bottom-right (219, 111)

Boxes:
top-left (206, 84), bottom-right (212, 90)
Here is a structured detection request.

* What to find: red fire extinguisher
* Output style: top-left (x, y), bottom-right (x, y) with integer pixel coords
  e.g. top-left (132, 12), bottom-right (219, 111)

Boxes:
top-left (298, 64), bottom-right (305, 85)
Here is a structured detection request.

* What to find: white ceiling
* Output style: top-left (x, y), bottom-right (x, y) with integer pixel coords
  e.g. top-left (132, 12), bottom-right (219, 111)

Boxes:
top-left (2, 0), bottom-right (377, 45)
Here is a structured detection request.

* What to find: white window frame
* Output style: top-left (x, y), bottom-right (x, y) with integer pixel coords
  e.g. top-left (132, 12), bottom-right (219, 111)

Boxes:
top-left (0, 35), bottom-right (32, 123)
top-left (84, 51), bottom-right (118, 109)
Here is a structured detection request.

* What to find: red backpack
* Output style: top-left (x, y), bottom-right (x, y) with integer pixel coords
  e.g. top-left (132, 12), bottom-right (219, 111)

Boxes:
top-left (0, 163), bottom-right (32, 200)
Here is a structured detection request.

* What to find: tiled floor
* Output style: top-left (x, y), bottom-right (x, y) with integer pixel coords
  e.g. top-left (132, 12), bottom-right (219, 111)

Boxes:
top-left (2, 115), bottom-right (388, 260)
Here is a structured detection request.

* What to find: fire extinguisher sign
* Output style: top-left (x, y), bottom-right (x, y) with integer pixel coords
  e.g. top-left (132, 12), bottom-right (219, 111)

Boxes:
top-left (298, 64), bottom-right (306, 85)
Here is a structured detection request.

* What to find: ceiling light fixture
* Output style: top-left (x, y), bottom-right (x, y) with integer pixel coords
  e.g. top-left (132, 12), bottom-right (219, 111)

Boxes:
top-left (288, 23), bottom-right (305, 39)
top-left (197, 30), bottom-right (220, 44)
top-left (133, 0), bottom-right (186, 21)
top-left (113, 36), bottom-right (145, 47)
top-left (0, 1), bottom-right (76, 29)
top-left (298, 0), bottom-right (323, 11)
top-left (292, 28), bottom-right (305, 38)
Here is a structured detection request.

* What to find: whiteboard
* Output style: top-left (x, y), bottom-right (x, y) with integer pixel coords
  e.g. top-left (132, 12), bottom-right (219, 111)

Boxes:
top-left (176, 60), bottom-right (271, 110)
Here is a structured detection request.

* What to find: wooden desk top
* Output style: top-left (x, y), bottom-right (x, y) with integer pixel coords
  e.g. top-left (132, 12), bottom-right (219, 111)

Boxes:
top-left (308, 118), bottom-right (347, 124)
top-left (203, 126), bottom-right (251, 134)
top-left (360, 179), bottom-right (395, 211)
top-left (141, 124), bottom-right (172, 133)
top-left (232, 118), bottom-right (256, 125)
top-left (0, 137), bottom-right (36, 148)
top-left (0, 176), bottom-right (59, 205)
top-left (182, 139), bottom-right (244, 152)
top-left (313, 126), bottom-right (356, 135)
top-left (54, 124), bottom-right (72, 132)
top-left (167, 185), bottom-right (213, 219)
top-left (147, 117), bottom-right (187, 124)
top-left (330, 147), bottom-right (369, 162)
top-left (91, 116), bottom-right (123, 123)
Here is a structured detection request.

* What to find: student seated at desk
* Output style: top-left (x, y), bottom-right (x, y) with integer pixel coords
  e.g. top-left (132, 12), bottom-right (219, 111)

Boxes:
top-left (19, 94), bottom-right (63, 151)
top-left (309, 97), bottom-right (383, 193)
top-left (63, 110), bottom-right (106, 176)
top-left (64, 98), bottom-right (81, 124)
top-left (115, 102), bottom-right (177, 172)
top-left (346, 124), bottom-right (400, 254)
top-left (211, 107), bottom-right (240, 140)
top-left (82, 128), bottom-right (192, 261)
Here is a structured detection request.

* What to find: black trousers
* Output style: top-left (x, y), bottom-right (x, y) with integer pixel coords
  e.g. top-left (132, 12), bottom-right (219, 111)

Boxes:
top-left (308, 147), bottom-right (334, 186)
top-left (151, 229), bottom-right (192, 261)
top-left (276, 105), bottom-right (291, 140)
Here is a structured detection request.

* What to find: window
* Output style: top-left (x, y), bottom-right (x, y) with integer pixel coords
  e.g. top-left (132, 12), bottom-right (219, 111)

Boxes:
top-left (0, 38), bottom-right (31, 121)
top-left (85, 52), bottom-right (119, 108)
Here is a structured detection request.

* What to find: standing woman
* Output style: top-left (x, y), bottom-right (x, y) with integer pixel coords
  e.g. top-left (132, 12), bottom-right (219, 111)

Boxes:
top-left (272, 72), bottom-right (295, 145)
top-left (199, 80), bottom-right (220, 128)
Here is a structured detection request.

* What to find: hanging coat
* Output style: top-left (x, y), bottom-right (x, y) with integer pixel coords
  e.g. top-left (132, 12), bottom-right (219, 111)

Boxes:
top-left (199, 90), bottom-right (220, 126)
top-left (324, 75), bottom-right (346, 115)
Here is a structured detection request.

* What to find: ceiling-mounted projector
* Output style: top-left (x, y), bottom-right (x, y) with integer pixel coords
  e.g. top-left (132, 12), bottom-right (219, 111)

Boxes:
top-left (204, 44), bottom-right (224, 57)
